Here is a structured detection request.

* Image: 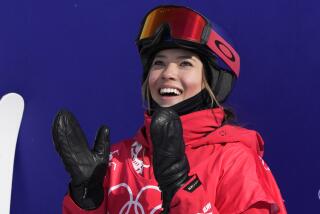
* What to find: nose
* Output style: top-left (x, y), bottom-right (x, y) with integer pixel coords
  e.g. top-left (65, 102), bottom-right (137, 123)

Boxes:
top-left (161, 63), bottom-right (178, 80)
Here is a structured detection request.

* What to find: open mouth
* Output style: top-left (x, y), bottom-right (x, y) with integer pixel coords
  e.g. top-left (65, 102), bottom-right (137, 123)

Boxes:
top-left (159, 88), bottom-right (182, 96)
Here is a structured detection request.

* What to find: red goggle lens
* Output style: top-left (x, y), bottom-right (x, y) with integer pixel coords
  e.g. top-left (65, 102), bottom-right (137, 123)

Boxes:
top-left (139, 7), bottom-right (206, 43)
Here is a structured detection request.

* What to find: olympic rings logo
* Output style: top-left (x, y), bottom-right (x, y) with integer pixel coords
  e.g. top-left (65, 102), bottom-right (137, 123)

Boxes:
top-left (108, 183), bottom-right (162, 214)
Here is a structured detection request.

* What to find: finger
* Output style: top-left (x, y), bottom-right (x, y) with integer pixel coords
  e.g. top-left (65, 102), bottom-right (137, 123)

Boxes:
top-left (52, 109), bottom-right (90, 161)
top-left (150, 108), bottom-right (184, 152)
top-left (93, 125), bottom-right (110, 160)
top-left (150, 108), bottom-right (173, 147)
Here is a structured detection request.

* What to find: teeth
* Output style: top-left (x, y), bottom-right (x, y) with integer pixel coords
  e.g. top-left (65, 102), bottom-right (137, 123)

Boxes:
top-left (160, 88), bottom-right (181, 96)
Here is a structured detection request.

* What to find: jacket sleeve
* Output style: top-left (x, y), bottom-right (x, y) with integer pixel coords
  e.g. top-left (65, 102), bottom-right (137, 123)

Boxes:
top-left (215, 144), bottom-right (287, 214)
top-left (169, 144), bottom-right (286, 214)
top-left (241, 202), bottom-right (273, 214)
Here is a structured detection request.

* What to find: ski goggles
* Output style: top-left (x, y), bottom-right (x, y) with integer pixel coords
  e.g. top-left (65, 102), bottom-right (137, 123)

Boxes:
top-left (137, 5), bottom-right (240, 77)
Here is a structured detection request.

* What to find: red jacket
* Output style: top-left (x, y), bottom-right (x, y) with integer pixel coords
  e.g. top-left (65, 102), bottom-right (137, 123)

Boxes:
top-left (62, 108), bottom-right (287, 213)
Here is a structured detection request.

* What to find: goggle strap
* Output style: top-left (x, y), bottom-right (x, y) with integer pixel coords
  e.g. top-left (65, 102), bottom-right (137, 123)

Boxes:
top-left (201, 24), bottom-right (212, 44)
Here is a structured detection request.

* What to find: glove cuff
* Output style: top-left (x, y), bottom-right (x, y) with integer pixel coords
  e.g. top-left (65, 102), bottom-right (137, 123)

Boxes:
top-left (69, 181), bottom-right (104, 210)
top-left (160, 174), bottom-right (191, 213)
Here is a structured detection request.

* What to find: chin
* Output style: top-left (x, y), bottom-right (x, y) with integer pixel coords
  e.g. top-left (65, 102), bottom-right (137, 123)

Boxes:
top-left (153, 96), bottom-right (183, 108)
top-left (158, 101), bottom-right (180, 108)
top-left (159, 104), bottom-right (172, 108)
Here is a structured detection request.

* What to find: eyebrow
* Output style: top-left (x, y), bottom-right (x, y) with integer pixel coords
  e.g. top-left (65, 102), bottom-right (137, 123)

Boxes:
top-left (154, 55), bottom-right (195, 60)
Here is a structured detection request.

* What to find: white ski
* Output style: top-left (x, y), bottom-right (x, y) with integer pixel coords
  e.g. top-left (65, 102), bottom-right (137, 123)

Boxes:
top-left (0, 93), bottom-right (24, 214)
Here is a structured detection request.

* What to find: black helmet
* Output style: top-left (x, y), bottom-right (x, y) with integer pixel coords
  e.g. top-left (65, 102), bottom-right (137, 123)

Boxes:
top-left (136, 5), bottom-right (240, 103)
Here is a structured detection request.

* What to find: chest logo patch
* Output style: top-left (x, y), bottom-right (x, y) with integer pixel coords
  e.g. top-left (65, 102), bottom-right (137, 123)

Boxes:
top-left (109, 150), bottom-right (119, 170)
top-left (131, 141), bottom-right (150, 174)
top-left (183, 176), bottom-right (202, 193)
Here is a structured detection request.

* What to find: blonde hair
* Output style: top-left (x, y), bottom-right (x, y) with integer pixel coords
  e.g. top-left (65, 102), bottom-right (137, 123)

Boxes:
top-left (141, 74), bottom-right (152, 112)
top-left (201, 69), bottom-right (222, 108)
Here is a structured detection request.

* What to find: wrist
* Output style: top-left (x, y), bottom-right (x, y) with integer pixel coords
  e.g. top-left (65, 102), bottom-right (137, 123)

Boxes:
top-left (69, 181), bottom-right (104, 210)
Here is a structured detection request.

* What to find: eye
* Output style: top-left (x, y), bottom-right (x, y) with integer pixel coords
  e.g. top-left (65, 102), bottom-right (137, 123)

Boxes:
top-left (152, 60), bottom-right (165, 66)
top-left (180, 61), bottom-right (193, 67)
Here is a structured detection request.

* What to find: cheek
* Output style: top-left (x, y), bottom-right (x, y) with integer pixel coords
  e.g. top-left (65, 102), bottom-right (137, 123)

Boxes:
top-left (181, 73), bottom-right (203, 93)
top-left (148, 72), bottom-right (159, 94)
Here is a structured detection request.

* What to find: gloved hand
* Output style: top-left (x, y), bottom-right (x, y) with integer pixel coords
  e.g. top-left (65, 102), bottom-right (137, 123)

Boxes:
top-left (52, 110), bottom-right (110, 210)
top-left (150, 108), bottom-right (190, 213)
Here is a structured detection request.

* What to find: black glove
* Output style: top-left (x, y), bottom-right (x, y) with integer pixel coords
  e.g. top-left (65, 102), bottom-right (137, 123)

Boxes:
top-left (150, 108), bottom-right (190, 213)
top-left (52, 110), bottom-right (110, 210)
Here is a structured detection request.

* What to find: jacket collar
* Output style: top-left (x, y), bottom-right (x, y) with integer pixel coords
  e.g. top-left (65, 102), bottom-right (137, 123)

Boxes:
top-left (135, 108), bottom-right (225, 150)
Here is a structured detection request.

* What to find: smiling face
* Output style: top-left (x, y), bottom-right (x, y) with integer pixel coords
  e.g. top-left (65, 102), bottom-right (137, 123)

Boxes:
top-left (147, 48), bottom-right (204, 107)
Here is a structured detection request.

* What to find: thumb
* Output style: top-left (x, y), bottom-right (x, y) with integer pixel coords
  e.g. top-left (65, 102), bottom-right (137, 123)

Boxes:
top-left (93, 125), bottom-right (110, 160)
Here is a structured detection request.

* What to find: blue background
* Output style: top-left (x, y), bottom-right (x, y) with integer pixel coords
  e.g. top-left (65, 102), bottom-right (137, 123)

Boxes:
top-left (1, 0), bottom-right (319, 213)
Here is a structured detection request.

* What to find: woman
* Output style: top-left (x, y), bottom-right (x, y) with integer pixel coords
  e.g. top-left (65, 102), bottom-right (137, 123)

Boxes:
top-left (52, 5), bottom-right (287, 213)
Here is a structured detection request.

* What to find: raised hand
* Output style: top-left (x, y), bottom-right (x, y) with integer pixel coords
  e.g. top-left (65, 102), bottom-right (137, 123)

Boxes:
top-left (150, 108), bottom-right (190, 213)
top-left (52, 110), bottom-right (110, 210)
